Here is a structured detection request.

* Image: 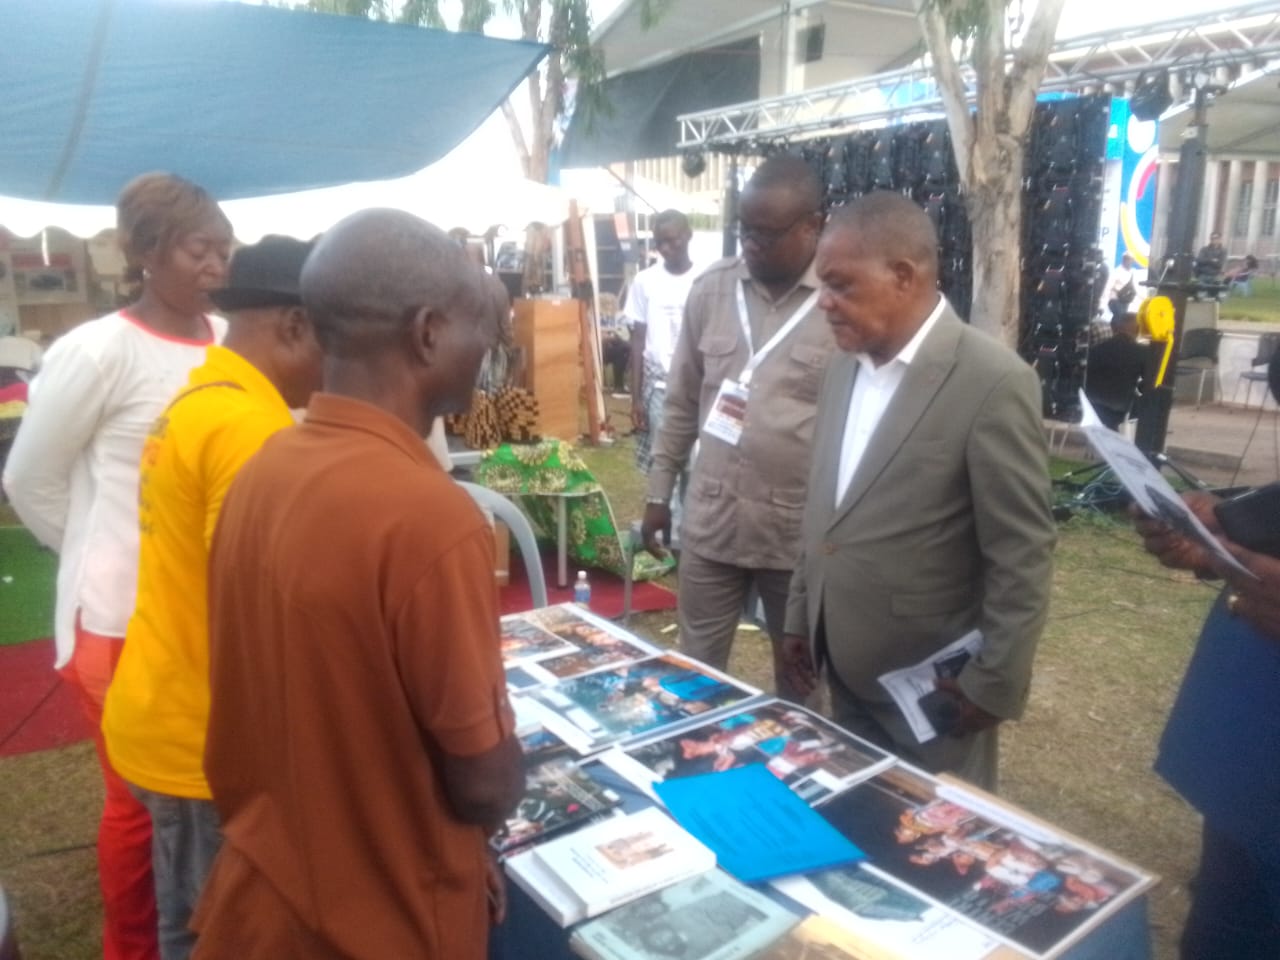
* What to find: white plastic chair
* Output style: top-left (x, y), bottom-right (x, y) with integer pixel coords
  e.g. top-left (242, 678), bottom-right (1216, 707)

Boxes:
top-left (459, 481), bottom-right (548, 609)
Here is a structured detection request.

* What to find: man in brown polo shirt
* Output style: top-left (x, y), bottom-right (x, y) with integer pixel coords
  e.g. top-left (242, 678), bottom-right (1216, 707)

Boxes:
top-left (192, 209), bottom-right (523, 959)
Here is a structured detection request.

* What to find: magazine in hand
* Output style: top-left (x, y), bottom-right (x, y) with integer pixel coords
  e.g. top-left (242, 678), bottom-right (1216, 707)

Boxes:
top-left (816, 764), bottom-right (1154, 960)
top-left (772, 863), bottom-right (1001, 960)
top-left (491, 757), bottom-right (622, 855)
top-left (877, 630), bottom-right (984, 744)
top-left (505, 806), bottom-right (716, 927)
top-left (502, 604), bottom-right (661, 684)
top-left (518, 653), bottom-right (762, 755)
top-left (570, 869), bottom-right (801, 960)
top-left (1076, 392), bottom-right (1252, 578)
top-left (602, 698), bottom-right (895, 805)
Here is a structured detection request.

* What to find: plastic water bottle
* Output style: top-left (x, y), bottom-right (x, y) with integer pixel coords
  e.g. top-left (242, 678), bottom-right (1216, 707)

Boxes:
top-left (573, 570), bottom-right (591, 608)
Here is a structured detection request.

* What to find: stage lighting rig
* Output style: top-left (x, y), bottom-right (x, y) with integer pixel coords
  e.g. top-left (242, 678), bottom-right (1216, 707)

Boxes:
top-left (1130, 70), bottom-right (1173, 121)
top-left (681, 150), bottom-right (707, 178)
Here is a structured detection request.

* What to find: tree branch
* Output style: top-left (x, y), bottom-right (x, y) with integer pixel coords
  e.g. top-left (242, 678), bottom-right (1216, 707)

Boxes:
top-left (973, 0), bottom-right (1006, 142)
top-left (1006, 0), bottom-right (1065, 130)
top-left (917, 0), bottom-right (975, 187)
top-left (501, 99), bottom-right (532, 178)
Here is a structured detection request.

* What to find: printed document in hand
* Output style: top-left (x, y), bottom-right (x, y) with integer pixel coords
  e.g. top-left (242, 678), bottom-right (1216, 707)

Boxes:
top-left (878, 630), bottom-right (983, 744)
top-left (1076, 391), bottom-right (1253, 579)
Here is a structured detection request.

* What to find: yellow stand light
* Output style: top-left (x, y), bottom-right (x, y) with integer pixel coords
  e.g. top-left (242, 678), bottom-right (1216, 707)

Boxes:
top-left (1138, 295), bottom-right (1176, 387)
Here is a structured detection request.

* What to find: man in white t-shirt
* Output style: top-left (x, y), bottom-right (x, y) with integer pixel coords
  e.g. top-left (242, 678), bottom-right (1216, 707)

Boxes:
top-left (1108, 252), bottom-right (1137, 324)
top-left (625, 209), bottom-right (701, 541)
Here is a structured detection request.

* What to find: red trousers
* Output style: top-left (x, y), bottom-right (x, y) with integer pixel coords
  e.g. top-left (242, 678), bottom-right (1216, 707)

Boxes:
top-left (61, 622), bottom-right (160, 960)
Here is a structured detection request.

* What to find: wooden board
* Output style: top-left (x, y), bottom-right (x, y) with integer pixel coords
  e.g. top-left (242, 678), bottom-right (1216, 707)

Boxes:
top-left (512, 297), bottom-right (581, 442)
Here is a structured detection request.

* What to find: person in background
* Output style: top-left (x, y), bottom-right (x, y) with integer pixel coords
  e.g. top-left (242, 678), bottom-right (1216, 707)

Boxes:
top-left (1107, 252), bottom-right (1137, 325)
top-left (1134, 352), bottom-right (1280, 959)
top-left (641, 157), bottom-right (833, 699)
top-left (626, 209), bottom-right (701, 541)
top-left (782, 194), bottom-right (1055, 790)
top-left (1227, 253), bottom-right (1259, 297)
top-left (191, 210), bottom-right (522, 960)
top-left (101, 237), bottom-right (322, 960)
top-left (1084, 312), bottom-right (1148, 431)
top-left (1194, 231), bottom-right (1227, 280)
top-left (3, 172), bottom-right (231, 960)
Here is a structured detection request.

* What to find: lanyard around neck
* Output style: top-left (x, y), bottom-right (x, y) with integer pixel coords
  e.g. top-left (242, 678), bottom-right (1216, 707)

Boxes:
top-left (734, 280), bottom-right (820, 385)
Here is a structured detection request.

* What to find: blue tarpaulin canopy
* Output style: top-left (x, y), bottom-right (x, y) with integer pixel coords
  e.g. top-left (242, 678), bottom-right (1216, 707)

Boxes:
top-left (0, 0), bottom-right (549, 204)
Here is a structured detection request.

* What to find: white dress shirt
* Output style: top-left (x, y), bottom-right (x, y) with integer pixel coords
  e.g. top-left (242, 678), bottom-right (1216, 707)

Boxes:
top-left (835, 296), bottom-right (947, 506)
top-left (3, 311), bottom-right (224, 666)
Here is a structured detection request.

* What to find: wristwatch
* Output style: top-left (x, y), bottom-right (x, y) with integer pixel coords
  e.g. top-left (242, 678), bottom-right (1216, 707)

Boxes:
top-left (646, 497), bottom-right (669, 506)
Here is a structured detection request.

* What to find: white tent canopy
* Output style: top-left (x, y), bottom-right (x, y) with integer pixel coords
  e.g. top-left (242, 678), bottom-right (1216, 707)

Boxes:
top-left (0, 156), bottom-right (574, 242)
top-left (557, 168), bottom-right (721, 218)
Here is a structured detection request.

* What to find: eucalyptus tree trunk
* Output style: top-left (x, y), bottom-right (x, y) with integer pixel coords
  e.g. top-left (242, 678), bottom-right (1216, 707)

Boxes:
top-left (917, 0), bottom-right (1065, 348)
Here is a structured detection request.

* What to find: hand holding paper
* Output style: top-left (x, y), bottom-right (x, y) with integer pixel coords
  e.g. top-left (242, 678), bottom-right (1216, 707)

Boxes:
top-left (1078, 391), bottom-right (1254, 580)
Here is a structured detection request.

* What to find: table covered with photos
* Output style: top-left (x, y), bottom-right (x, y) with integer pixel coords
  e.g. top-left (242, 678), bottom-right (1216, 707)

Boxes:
top-left (489, 605), bottom-right (1154, 960)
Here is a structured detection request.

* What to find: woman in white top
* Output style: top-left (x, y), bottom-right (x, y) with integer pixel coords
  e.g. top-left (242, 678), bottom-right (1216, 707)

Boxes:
top-left (3, 173), bottom-right (232, 960)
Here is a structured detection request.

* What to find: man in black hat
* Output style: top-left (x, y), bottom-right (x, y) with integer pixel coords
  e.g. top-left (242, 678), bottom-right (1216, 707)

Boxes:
top-left (101, 235), bottom-right (322, 960)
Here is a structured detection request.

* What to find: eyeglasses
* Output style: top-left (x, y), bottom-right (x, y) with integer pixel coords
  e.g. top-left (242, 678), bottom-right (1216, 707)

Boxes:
top-left (736, 210), bottom-right (817, 247)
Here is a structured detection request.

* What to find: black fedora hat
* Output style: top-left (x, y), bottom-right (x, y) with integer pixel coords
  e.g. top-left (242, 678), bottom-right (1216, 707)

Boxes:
top-left (210, 235), bottom-right (313, 312)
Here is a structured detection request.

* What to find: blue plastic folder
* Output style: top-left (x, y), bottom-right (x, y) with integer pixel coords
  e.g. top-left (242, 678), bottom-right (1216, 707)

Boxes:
top-left (653, 762), bottom-right (866, 883)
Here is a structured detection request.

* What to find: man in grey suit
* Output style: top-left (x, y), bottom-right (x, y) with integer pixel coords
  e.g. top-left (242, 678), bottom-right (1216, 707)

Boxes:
top-left (782, 193), bottom-right (1056, 789)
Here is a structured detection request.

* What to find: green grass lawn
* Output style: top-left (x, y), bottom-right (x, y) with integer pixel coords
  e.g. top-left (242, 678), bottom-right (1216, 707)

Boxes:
top-left (1218, 275), bottom-right (1280, 324)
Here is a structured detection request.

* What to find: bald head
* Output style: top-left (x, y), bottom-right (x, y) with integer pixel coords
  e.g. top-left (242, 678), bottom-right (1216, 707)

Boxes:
top-left (302, 208), bottom-right (486, 353)
top-left (826, 191), bottom-right (939, 282)
top-left (816, 192), bottom-right (943, 363)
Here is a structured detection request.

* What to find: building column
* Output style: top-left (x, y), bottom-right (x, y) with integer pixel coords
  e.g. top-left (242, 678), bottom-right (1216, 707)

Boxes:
top-left (1247, 159), bottom-right (1268, 253)
top-left (1198, 159), bottom-right (1221, 245)
top-left (1222, 159), bottom-right (1243, 246)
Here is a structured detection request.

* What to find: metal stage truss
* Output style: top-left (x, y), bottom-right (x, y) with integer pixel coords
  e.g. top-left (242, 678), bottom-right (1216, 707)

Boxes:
top-left (677, 2), bottom-right (1280, 151)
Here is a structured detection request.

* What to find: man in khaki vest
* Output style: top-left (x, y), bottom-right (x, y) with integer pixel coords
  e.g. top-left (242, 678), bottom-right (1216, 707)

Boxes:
top-left (642, 155), bottom-right (833, 700)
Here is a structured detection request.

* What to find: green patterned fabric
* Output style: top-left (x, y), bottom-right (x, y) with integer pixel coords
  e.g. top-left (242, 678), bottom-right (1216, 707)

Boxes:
top-left (475, 440), bottom-right (672, 582)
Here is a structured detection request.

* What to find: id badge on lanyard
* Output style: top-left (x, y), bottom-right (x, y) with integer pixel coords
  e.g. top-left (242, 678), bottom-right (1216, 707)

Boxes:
top-left (702, 283), bottom-right (819, 447)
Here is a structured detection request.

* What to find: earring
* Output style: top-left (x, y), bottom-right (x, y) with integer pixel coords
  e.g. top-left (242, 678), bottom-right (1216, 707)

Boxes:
top-left (142, 267), bottom-right (151, 280)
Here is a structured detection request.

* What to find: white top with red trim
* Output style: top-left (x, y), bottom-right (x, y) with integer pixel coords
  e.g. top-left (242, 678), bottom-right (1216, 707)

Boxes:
top-left (3, 311), bottom-right (225, 667)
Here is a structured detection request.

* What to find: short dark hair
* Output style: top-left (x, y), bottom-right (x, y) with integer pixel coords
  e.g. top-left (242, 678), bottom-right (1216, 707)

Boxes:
top-left (652, 209), bottom-right (690, 234)
top-left (116, 173), bottom-right (230, 283)
top-left (826, 191), bottom-right (938, 273)
top-left (746, 154), bottom-right (823, 213)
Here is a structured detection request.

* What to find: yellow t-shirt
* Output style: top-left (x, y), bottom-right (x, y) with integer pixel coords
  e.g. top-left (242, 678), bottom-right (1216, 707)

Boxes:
top-left (103, 345), bottom-right (295, 798)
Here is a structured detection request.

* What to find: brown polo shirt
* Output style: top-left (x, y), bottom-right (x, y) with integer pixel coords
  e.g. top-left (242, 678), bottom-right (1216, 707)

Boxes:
top-left (193, 393), bottom-right (514, 960)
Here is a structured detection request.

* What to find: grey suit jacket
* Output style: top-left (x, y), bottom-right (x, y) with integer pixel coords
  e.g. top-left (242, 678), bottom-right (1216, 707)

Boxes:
top-left (784, 307), bottom-right (1056, 720)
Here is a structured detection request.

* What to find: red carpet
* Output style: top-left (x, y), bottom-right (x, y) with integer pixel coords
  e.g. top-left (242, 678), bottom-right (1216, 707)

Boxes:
top-left (499, 552), bottom-right (676, 619)
top-left (0, 561), bottom-right (674, 758)
top-left (0, 638), bottom-right (90, 759)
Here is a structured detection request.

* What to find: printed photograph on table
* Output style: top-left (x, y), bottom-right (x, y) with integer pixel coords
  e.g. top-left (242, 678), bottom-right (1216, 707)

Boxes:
top-left (513, 604), bottom-right (660, 683)
top-left (755, 913), bottom-right (922, 960)
top-left (523, 653), bottom-right (762, 754)
top-left (772, 863), bottom-right (999, 960)
top-left (518, 725), bottom-right (575, 768)
top-left (570, 869), bottom-right (800, 960)
top-left (500, 614), bottom-right (578, 664)
top-left (491, 757), bottom-right (621, 855)
top-left (604, 698), bottom-right (894, 804)
top-left (817, 766), bottom-right (1153, 959)
top-left (506, 806), bottom-right (717, 926)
